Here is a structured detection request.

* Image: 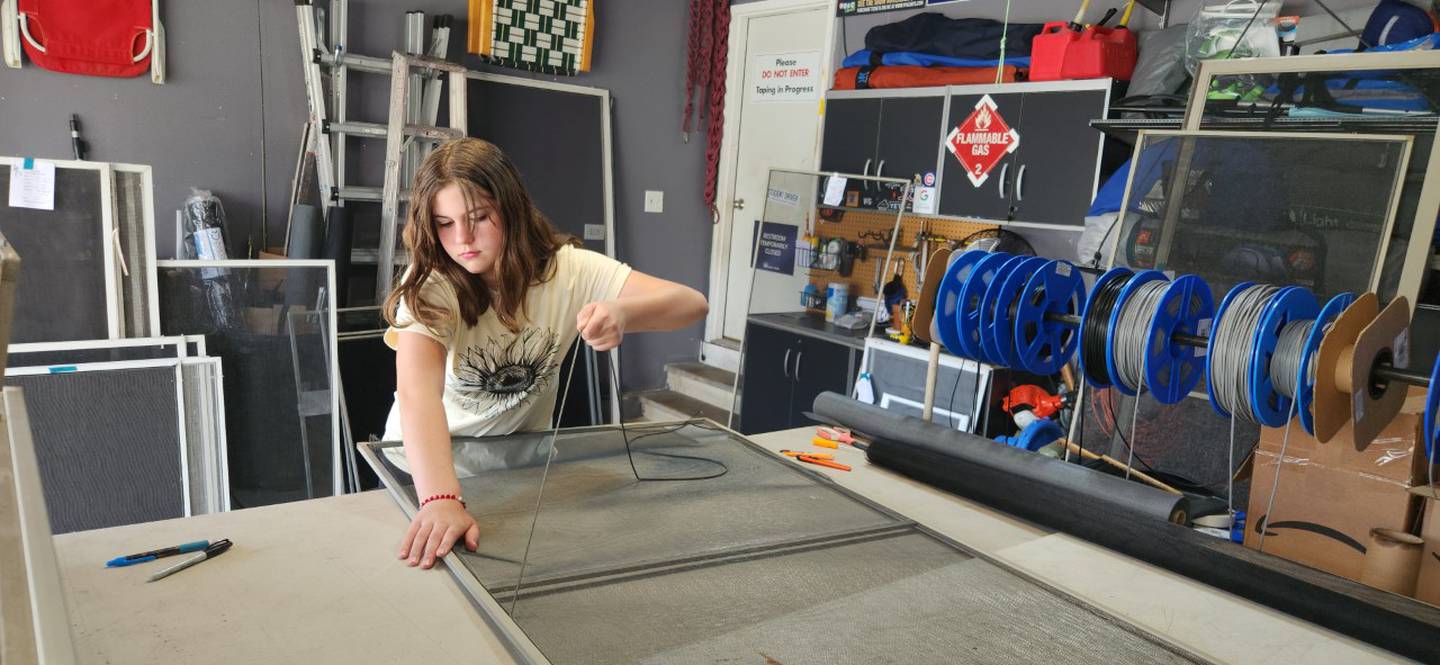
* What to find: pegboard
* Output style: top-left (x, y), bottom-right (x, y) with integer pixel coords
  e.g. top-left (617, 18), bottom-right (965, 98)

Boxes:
top-left (803, 209), bottom-right (995, 319)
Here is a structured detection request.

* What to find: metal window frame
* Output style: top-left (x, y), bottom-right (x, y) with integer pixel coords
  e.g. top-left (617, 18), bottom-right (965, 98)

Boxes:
top-left (180, 355), bottom-right (230, 513)
top-left (1102, 128), bottom-right (1414, 298)
top-left (111, 163), bottom-right (161, 337)
top-left (0, 156), bottom-right (121, 339)
top-left (6, 357), bottom-right (194, 518)
top-left (156, 258), bottom-right (344, 496)
top-left (1185, 51), bottom-right (1440, 307)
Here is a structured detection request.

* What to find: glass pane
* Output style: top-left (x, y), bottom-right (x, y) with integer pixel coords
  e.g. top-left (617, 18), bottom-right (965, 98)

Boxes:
top-left (1110, 132), bottom-right (1410, 303)
top-left (158, 262), bottom-right (338, 508)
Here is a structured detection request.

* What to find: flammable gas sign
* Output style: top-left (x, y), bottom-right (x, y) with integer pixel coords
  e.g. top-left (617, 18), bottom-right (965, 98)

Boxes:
top-left (945, 95), bottom-right (1019, 187)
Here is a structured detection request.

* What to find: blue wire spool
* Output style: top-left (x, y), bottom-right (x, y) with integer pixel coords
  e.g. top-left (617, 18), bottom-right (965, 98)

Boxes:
top-left (1247, 286), bottom-right (1319, 428)
top-left (979, 256), bottom-right (1036, 368)
top-left (1143, 275), bottom-right (1215, 405)
top-left (955, 252), bottom-right (1012, 362)
top-left (1077, 267), bottom-right (1132, 387)
top-left (1105, 270), bottom-right (1169, 397)
top-left (1014, 259), bottom-right (1087, 377)
top-left (1298, 292), bottom-right (1355, 436)
top-left (1207, 281), bottom-right (1256, 419)
top-left (1425, 353), bottom-right (1439, 463)
top-left (935, 249), bottom-right (989, 357)
top-left (990, 256), bottom-right (1048, 368)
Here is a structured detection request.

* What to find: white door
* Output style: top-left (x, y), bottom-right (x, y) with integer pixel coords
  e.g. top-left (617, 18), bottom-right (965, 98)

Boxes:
top-left (707, 0), bottom-right (834, 342)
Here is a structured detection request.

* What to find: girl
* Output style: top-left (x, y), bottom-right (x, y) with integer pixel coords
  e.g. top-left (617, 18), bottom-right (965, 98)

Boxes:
top-left (382, 138), bottom-right (708, 569)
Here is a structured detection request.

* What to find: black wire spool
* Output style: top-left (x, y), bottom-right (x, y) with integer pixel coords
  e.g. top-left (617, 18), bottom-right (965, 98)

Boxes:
top-left (1079, 269), bottom-right (1135, 387)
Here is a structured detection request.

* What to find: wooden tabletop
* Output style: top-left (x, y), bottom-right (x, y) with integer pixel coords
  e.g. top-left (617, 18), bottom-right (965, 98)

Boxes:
top-left (51, 426), bottom-right (1405, 664)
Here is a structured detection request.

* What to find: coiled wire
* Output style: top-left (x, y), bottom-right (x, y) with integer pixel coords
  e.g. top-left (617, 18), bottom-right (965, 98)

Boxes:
top-left (1081, 273), bottom-right (1133, 385)
top-left (1269, 319), bottom-right (1315, 400)
top-left (1210, 285), bottom-right (1281, 425)
top-left (1113, 280), bottom-right (1169, 393)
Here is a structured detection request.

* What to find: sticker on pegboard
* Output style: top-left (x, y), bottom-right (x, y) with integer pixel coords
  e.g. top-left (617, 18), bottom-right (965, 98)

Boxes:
top-left (945, 94), bottom-right (1020, 187)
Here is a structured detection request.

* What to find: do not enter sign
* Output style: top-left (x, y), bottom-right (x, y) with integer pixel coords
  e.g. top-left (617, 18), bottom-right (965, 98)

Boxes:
top-left (945, 95), bottom-right (1019, 187)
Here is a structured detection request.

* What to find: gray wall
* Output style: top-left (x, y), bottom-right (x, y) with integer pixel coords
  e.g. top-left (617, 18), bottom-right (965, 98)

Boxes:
top-left (0, 0), bottom-right (713, 391)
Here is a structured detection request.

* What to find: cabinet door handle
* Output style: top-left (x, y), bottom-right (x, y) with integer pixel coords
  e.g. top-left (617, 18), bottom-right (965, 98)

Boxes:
top-left (998, 163), bottom-right (1009, 199)
top-left (875, 159), bottom-right (885, 179)
top-left (793, 351), bottom-right (804, 381)
top-left (782, 348), bottom-right (792, 379)
top-left (1016, 164), bottom-right (1027, 202)
top-left (861, 158), bottom-right (872, 192)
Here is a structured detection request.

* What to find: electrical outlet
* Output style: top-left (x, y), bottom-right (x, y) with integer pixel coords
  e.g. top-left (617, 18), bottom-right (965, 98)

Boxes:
top-left (644, 190), bottom-right (664, 214)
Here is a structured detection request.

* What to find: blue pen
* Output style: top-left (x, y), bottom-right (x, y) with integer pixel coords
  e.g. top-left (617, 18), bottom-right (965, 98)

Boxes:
top-left (105, 540), bottom-right (209, 568)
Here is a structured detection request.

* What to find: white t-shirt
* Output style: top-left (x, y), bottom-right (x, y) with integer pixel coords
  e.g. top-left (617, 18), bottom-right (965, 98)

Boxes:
top-left (382, 245), bottom-right (631, 440)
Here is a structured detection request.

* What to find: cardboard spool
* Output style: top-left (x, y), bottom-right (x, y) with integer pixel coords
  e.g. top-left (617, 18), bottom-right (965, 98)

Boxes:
top-left (1314, 294), bottom-right (1412, 450)
top-left (911, 247), bottom-right (952, 346)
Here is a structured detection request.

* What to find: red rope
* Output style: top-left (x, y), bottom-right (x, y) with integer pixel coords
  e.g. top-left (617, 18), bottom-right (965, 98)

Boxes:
top-left (682, 0), bottom-right (703, 135)
top-left (704, 4), bottom-right (730, 214)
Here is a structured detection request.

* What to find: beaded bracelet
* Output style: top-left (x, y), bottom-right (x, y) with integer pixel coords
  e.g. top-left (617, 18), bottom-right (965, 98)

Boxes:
top-left (420, 493), bottom-right (466, 510)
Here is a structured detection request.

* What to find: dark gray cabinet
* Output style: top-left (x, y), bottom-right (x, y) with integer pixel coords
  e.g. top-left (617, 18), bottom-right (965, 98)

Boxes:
top-left (1007, 89), bottom-right (1109, 226)
top-left (738, 321), bottom-right (860, 435)
top-left (820, 94), bottom-right (944, 212)
top-left (939, 85), bottom-right (1109, 226)
top-left (938, 91), bottom-right (1025, 221)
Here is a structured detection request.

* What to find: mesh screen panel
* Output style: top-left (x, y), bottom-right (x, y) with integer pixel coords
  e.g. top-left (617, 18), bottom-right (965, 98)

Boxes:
top-left (0, 167), bottom-right (110, 343)
top-left (182, 359), bottom-right (227, 514)
top-left (365, 423), bottom-right (1193, 664)
top-left (114, 169), bottom-right (155, 337)
top-left (1111, 133), bottom-right (1409, 303)
top-left (10, 367), bottom-right (184, 533)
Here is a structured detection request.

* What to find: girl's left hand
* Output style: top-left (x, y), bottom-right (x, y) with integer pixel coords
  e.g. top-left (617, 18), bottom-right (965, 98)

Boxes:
top-left (577, 301), bottom-right (627, 351)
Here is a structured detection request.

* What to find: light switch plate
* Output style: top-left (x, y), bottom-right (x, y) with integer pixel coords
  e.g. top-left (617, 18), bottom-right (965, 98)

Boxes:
top-left (644, 190), bottom-right (664, 213)
top-left (584, 224), bottom-right (606, 241)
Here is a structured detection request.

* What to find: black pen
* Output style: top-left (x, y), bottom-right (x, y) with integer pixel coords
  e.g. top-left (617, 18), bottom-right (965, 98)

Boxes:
top-left (147, 539), bottom-right (232, 582)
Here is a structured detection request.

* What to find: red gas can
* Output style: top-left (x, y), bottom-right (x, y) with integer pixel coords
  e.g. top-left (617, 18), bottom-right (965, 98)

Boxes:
top-left (1062, 24), bottom-right (1137, 81)
top-left (1028, 20), bottom-right (1137, 81)
top-left (1028, 21), bottom-right (1076, 82)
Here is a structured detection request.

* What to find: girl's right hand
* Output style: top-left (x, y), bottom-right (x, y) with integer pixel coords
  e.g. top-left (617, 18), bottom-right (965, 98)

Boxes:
top-left (399, 499), bottom-right (480, 568)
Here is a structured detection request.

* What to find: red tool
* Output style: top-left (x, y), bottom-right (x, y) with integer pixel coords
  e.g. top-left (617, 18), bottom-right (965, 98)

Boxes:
top-left (1003, 384), bottom-right (1065, 420)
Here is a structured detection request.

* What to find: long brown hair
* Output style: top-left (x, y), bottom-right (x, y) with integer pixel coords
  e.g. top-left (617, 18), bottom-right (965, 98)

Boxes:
top-left (383, 138), bottom-right (576, 335)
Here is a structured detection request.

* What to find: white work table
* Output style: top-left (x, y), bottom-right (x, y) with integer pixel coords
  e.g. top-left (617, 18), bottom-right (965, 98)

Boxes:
top-left (52, 426), bottom-right (1405, 664)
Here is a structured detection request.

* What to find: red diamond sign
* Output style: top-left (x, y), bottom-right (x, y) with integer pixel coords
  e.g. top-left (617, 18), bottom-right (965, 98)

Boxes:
top-left (945, 94), bottom-right (1020, 187)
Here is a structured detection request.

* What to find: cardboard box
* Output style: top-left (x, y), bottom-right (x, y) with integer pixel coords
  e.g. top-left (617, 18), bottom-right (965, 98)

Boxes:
top-left (1245, 394), bottom-right (1428, 584)
top-left (1413, 485), bottom-right (1440, 607)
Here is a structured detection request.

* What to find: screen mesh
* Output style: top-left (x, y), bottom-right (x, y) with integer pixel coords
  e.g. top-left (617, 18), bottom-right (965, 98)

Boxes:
top-left (114, 168), bottom-right (156, 337)
top-left (364, 422), bottom-right (1193, 664)
top-left (182, 359), bottom-right (228, 514)
top-left (9, 366), bottom-right (185, 533)
top-left (1109, 132), bottom-right (1410, 304)
top-left (0, 166), bottom-right (111, 343)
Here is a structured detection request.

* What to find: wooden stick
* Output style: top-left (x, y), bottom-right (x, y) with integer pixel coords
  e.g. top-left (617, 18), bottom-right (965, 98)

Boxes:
top-left (1058, 439), bottom-right (1182, 496)
top-left (921, 342), bottom-right (941, 422)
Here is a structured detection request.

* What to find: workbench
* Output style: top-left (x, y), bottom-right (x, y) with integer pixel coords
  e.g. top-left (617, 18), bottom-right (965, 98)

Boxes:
top-left (52, 426), bottom-right (1406, 664)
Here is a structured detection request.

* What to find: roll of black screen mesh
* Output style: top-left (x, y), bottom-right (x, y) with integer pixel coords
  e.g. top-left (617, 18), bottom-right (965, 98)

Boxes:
top-left (812, 391), bottom-right (1188, 524)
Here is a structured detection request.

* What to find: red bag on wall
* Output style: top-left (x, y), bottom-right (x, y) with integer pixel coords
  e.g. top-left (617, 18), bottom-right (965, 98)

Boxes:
top-left (17, 0), bottom-right (156, 78)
